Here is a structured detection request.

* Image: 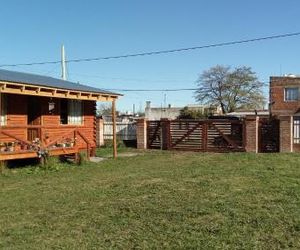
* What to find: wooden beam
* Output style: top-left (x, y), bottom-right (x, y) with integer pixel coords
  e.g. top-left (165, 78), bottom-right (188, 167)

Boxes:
top-left (112, 99), bottom-right (117, 159)
top-left (76, 130), bottom-right (91, 160)
top-left (44, 129), bottom-right (76, 148)
top-left (0, 80), bottom-right (119, 102)
top-left (0, 151), bottom-right (37, 161)
top-left (0, 92), bottom-right (2, 128)
top-left (0, 130), bottom-right (33, 146)
top-left (0, 148), bottom-right (78, 161)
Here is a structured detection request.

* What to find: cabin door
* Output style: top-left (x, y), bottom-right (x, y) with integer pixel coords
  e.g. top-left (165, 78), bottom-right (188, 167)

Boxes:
top-left (27, 96), bottom-right (41, 141)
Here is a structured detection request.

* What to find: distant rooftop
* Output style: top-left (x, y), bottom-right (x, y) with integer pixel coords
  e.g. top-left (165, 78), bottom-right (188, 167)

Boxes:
top-left (226, 110), bottom-right (269, 117)
top-left (0, 69), bottom-right (120, 96)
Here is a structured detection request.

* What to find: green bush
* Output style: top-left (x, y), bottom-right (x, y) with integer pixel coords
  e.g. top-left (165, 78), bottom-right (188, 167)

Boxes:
top-left (178, 106), bottom-right (213, 119)
top-left (40, 156), bottom-right (62, 171)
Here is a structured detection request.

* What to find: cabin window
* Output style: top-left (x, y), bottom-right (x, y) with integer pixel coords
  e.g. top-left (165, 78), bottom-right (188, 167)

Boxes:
top-left (60, 99), bottom-right (83, 125)
top-left (294, 116), bottom-right (300, 144)
top-left (60, 99), bottom-right (68, 124)
top-left (285, 87), bottom-right (299, 101)
top-left (68, 100), bottom-right (83, 125)
top-left (0, 94), bottom-right (7, 126)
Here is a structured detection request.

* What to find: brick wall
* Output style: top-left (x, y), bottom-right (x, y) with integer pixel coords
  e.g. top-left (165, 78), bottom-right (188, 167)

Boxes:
top-left (270, 76), bottom-right (300, 116)
top-left (279, 116), bottom-right (292, 152)
top-left (244, 115), bottom-right (258, 153)
top-left (136, 118), bottom-right (147, 149)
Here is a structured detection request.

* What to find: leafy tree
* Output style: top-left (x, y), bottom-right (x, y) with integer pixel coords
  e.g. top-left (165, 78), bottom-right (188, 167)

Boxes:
top-left (195, 65), bottom-right (265, 114)
top-left (178, 106), bottom-right (213, 119)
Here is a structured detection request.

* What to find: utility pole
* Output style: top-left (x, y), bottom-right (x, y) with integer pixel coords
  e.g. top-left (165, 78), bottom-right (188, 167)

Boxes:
top-left (61, 45), bottom-right (67, 80)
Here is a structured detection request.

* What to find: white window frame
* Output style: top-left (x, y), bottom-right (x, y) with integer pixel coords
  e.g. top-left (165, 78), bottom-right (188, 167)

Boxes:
top-left (0, 94), bottom-right (7, 126)
top-left (293, 116), bottom-right (300, 144)
top-left (284, 87), bottom-right (299, 102)
top-left (68, 100), bottom-right (83, 125)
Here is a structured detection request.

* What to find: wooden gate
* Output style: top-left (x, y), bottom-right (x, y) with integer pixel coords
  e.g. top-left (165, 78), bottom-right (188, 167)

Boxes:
top-left (147, 121), bottom-right (162, 149)
top-left (169, 120), bottom-right (204, 151)
top-left (258, 118), bottom-right (280, 153)
top-left (206, 120), bottom-right (244, 152)
top-left (147, 119), bottom-right (245, 152)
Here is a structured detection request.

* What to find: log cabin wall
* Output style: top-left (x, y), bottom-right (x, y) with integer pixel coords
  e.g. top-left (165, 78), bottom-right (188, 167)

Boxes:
top-left (0, 94), bottom-right (27, 141)
top-left (0, 94), bottom-right (97, 150)
top-left (41, 98), bottom-right (97, 149)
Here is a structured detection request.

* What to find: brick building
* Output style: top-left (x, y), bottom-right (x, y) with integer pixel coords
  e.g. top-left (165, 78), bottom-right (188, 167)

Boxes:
top-left (270, 75), bottom-right (300, 152)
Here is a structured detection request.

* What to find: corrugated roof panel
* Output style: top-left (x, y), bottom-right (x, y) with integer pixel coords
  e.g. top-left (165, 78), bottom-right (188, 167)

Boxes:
top-left (0, 69), bottom-right (120, 96)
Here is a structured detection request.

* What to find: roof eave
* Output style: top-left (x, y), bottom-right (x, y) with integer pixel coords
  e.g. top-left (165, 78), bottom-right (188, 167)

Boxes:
top-left (0, 80), bottom-right (121, 102)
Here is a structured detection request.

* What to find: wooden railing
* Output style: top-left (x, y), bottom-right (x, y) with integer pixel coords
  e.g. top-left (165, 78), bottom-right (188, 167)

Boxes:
top-left (0, 126), bottom-right (92, 160)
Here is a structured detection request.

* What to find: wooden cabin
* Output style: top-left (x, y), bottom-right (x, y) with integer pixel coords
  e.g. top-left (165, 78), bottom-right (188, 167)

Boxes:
top-left (0, 69), bottom-right (120, 162)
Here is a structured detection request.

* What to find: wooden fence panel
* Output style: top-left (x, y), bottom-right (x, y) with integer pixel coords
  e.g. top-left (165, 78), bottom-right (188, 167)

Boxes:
top-left (207, 121), bottom-right (243, 152)
top-left (258, 118), bottom-right (279, 153)
top-left (103, 121), bottom-right (136, 140)
top-left (169, 120), bottom-right (203, 151)
top-left (147, 121), bottom-right (162, 149)
top-left (147, 119), bottom-right (245, 152)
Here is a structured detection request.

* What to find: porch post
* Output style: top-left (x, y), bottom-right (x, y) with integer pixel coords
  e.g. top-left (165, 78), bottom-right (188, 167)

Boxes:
top-left (0, 92), bottom-right (1, 128)
top-left (112, 99), bottom-right (117, 158)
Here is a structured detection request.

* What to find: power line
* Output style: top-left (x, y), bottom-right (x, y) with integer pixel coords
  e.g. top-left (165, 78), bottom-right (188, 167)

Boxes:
top-left (70, 72), bottom-right (195, 83)
top-left (102, 80), bottom-right (270, 92)
top-left (1, 31), bottom-right (300, 68)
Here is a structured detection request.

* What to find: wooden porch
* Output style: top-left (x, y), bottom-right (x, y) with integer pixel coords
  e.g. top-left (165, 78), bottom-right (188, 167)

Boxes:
top-left (0, 126), bottom-right (92, 161)
top-left (0, 69), bottom-right (121, 163)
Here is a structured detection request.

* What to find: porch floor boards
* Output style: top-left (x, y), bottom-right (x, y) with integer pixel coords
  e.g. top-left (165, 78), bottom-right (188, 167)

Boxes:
top-left (0, 147), bottom-right (78, 161)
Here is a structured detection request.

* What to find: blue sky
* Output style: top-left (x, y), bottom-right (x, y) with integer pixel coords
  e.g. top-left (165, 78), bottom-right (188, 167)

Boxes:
top-left (1, 0), bottom-right (300, 112)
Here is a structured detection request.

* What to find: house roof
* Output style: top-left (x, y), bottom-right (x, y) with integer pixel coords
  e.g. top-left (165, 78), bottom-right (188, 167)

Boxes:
top-left (0, 69), bottom-right (121, 97)
top-left (226, 110), bottom-right (269, 117)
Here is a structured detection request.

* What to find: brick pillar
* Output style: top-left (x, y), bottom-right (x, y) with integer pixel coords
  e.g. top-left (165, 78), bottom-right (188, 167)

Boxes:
top-left (136, 118), bottom-right (148, 149)
top-left (96, 118), bottom-right (104, 147)
top-left (244, 115), bottom-right (259, 153)
top-left (279, 115), bottom-right (292, 152)
top-left (160, 118), bottom-right (171, 150)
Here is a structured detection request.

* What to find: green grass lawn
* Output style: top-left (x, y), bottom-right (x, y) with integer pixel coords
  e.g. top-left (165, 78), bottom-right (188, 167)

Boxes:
top-left (95, 145), bottom-right (138, 158)
top-left (0, 151), bottom-right (300, 249)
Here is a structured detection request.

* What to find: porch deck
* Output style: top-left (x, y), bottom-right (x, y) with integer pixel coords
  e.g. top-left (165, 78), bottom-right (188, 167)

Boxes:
top-left (0, 147), bottom-right (78, 161)
top-left (0, 126), bottom-right (92, 162)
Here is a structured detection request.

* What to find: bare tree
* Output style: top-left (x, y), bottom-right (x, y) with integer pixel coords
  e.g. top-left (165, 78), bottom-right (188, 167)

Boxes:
top-left (195, 65), bottom-right (265, 114)
top-left (97, 103), bottom-right (112, 116)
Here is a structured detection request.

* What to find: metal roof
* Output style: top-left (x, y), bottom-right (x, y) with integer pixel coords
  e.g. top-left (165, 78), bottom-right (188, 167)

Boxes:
top-left (0, 69), bottom-right (120, 96)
